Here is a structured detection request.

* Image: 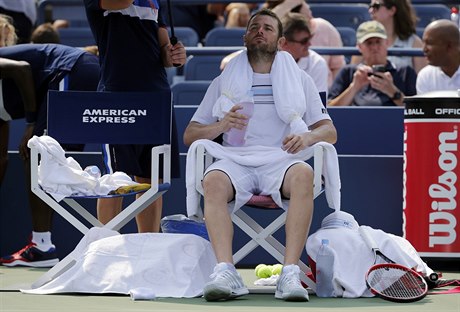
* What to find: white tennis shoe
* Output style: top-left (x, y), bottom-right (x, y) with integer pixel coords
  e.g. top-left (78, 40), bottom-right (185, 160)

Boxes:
top-left (203, 263), bottom-right (249, 301)
top-left (275, 264), bottom-right (309, 301)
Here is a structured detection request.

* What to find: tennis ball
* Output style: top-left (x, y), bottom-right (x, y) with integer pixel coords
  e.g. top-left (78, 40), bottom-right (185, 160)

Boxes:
top-left (257, 265), bottom-right (273, 278)
top-left (255, 263), bottom-right (266, 276)
top-left (271, 264), bottom-right (283, 276)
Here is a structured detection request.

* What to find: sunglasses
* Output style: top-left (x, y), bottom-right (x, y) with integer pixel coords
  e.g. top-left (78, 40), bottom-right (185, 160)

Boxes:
top-left (288, 36), bottom-right (312, 45)
top-left (369, 2), bottom-right (390, 10)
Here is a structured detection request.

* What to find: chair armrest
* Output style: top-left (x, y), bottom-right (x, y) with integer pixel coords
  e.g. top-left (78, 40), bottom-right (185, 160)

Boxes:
top-left (150, 144), bottom-right (171, 193)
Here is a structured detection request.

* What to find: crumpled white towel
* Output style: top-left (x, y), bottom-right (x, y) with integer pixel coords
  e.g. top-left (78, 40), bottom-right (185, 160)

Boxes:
top-left (254, 275), bottom-right (279, 286)
top-left (214, 50), bottom-right (309, 134)
top-left (129, 287), bottom-right (156, 300)
top-left (186, 139), bottom-right (341, 218)
top-left (28, 135), bottom-right (139, 201)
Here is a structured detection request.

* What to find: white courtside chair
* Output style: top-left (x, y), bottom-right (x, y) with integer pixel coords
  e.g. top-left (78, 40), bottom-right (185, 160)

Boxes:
top-left (30, 90), bottom-right (172, 288)
top-left (193, 141), bottom-right (340, 293)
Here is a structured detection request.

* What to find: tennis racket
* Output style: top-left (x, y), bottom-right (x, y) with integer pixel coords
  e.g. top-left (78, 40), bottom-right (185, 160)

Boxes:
top-left (358, 227), bottom-right (428, 303)
top-left (166, 0), bottom-right (181, 67)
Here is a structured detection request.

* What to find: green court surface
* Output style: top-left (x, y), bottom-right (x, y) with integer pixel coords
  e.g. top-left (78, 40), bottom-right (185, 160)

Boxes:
top-left (1, 266), bottom-right (459, 312)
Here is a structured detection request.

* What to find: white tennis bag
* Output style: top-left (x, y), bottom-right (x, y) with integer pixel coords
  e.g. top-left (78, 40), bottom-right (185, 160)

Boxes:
top-left (306, 211), bottom-right (434, 298)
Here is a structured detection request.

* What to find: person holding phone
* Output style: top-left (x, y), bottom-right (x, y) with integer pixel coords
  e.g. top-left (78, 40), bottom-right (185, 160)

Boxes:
top-left (328, 21), bottom-right (417, 107)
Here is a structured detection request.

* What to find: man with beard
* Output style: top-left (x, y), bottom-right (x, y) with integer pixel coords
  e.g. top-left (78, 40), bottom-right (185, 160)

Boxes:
top-left (416, 19), bottom-right (460, 94)
top-left (183, 9), bottom-right (336, 302)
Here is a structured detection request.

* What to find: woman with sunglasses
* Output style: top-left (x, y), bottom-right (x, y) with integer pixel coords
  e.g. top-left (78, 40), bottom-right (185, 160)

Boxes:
top-left (352, 0), bottom-right (427, 73)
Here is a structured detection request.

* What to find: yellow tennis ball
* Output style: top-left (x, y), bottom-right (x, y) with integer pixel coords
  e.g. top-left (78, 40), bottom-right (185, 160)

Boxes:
top-left (255, 264), bottom-right (266, 276)
top-left (257, 265), bottom-right (273, 278)
top-left (272, 264), bottom-right (283, 275)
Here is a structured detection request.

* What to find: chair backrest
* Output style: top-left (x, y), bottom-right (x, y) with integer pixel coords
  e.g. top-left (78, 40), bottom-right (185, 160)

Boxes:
top-left (46, 90), bottom-right (172, 145)
top-left (168, 27), bottom-right (200, 47)
top-left (172, 81), bottom-right (211, 152)
top-left (310, 4), bottom-right (370, 30)
top-left (413, 4), bottom-right (451, 27)
top-left (336, 26), bottom-right (357, 47)
top-left (183, 55), bottom-right (224, 81)
top-left (204, 27), bottom-right (246, 46)
top-left (58, 27), bottom-right (95, 47)
top-left (37, 0), bottom-right (89, 27)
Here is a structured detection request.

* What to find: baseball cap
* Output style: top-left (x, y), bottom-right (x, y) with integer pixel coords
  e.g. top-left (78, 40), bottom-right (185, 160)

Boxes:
top-left (356, 21), bottom-right (387, 44)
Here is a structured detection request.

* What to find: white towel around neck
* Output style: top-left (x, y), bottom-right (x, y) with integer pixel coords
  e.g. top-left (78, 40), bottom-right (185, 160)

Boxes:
top-left (212, 50), bottom-right (309, 134)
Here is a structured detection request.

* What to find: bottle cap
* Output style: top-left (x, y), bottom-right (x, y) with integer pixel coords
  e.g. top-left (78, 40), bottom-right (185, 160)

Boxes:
top-left (321, 239), bottom-right (329, 245)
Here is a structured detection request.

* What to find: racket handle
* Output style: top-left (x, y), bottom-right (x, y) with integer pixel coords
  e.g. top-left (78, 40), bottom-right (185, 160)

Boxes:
top-left (170, 36), bottom-right (181, 68)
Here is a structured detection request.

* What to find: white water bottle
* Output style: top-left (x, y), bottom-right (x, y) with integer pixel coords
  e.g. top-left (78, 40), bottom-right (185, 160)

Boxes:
top-left (226, 92), bottom-right (254, 147)
top-left (316, 239), bottom-right (335, 297)
top-left (84, 165), bottom-right (101, 179)
top-left (451, 7), bottom-right (459, 28)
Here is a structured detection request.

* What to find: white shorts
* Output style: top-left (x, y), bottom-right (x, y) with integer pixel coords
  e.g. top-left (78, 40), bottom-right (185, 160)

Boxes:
top-left (204, 158), bottom-right (311, 212)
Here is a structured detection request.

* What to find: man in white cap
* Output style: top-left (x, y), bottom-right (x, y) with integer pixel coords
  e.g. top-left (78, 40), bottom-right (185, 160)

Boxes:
top-left (328, 20), bottom-right (417, 107)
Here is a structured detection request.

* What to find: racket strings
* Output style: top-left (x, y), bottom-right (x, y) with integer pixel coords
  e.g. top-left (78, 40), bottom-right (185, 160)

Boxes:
top-left (369, 267), bottom-right (426, 299)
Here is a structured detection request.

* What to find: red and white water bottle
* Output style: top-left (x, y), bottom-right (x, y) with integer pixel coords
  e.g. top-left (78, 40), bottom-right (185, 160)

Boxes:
top-left (227, 92), bottom-right (254, 147)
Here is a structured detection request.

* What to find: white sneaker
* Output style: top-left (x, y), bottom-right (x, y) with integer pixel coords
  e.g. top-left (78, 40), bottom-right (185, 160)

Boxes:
top-left (275, 264), bottom-right (309, 301)
top-left (203, 263), bottom-right (249, 301)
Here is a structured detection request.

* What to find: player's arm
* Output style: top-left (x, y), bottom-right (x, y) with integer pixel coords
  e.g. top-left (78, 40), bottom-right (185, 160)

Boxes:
top-left (158, 27), bottom-right (186, 68)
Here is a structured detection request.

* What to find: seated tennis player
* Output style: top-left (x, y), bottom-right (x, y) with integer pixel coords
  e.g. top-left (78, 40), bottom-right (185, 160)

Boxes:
top-left (183, 9), bottom-right (337, 302)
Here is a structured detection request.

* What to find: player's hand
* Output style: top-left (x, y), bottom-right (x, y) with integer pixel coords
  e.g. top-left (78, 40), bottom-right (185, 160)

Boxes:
top-left (169, 41), bottom-right (186, 67)
top-left (220, 105), bottom-right (248, 133)
top-left (282, 133), bottom-right (310, 154)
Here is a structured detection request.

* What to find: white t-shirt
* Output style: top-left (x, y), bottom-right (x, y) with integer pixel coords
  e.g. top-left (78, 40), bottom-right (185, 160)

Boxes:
top-left (297, 49), bottom-right (328, 96)
top-left (388, 34), bottom-right (416, 69)
top-left (416, 64), bottom-right (460, 94)
top-left (191, 71), bottom-right (330, 147)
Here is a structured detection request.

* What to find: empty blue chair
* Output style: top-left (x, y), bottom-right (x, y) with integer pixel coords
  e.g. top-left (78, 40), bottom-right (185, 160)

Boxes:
top-left (183, 55), bottom-right (224, 81)
top-left (413, 4), bottom-right (451, 28)
top-left (168, 27), bottom-right (200, 47)
top-left (310, 4), bottom-right (370, 30)
top-left (336, 26), bottom-right (357, 47)
top-left (204, 27), bottom-right (246, 46)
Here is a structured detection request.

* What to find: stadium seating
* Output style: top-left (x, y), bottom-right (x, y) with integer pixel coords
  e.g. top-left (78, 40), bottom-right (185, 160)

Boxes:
top-left (37, 0), bottom-right (88, 27)
top-left (184, 55), bottom-right (224, 81)
top-left (413, 4), bottom-right (451, 27)
top-left (58, 28), bottom-right (95, 47)
top-left (310, 4), bottom-right (370, 30)
top-left (204, 27), bottom-right (246, 46)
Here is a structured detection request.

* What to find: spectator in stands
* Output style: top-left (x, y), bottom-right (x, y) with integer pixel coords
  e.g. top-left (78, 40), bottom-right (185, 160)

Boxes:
top-left (84, 0), bottom-right (186, 232)
top-left (0, 0), bottom-right (36, 44)
top-left (207, 3), bottom-right (254, 28)
top-left (0, 43), bottom-right (100, 267)
top-left (352, 0), bottom-right (427, 73)
top-left (329, 21), bottom-right (416, 106)
top-left (169, 4), bottom-right (217, 42)
top-left (280, 12), bottom-right (328, 96)
top-left (184, 9), bottom-right (336, 302)
top-left (0, 14), bottom-right (16, 47)
top-left (30, 23), bottom-right (60, 44)
top-left (417, 19), bottom-right (460, 94)
top-left (266, 0), bottom-right (346, 87)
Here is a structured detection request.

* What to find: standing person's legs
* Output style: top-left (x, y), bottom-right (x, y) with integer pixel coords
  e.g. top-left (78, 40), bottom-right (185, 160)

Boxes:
top-left (97, 197), bottom-right (122, 225)
top-left (134, 176), bottom-right (162, 233)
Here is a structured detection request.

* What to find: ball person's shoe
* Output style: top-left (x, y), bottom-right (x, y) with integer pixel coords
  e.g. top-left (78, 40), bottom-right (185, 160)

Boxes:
top-left (203, 263), bottom-right (249, 301)
top-left (0, 243), bottom-right (59, 267)
top-left (275, 264), bottom-right (309, 301)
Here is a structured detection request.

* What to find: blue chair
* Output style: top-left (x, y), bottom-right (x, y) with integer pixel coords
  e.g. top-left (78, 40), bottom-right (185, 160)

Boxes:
top-left (413, 4), bottom-right (451, 28)
top-left (58, 28), bottom-right (95, 47)
top-left (310, 4), bottom-right (370, 30)
top-left (168, 27), bottom-right (200, 47)
top-left (37, 0), bottom-right (89, 27)
top-left (30, 90), bottom-right (172, 288)
top-left (336, 26), bottom-right (357, 47)
top-left (204, 27), bottom-right (246, 46)
top-left (183, 55), bottom-right (224, 81)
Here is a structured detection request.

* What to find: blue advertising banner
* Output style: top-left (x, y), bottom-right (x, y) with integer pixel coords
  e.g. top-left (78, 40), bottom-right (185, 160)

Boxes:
top-left (47, 90), bottom-right (172, 145)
